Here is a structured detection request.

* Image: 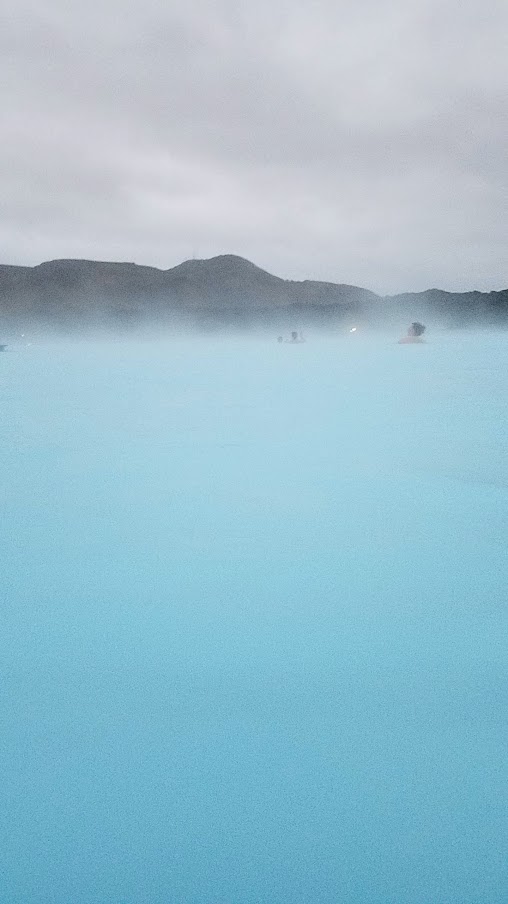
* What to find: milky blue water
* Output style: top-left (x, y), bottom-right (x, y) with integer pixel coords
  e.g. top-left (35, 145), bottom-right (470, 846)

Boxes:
top-left (1, 334), bottom-right (507, 904)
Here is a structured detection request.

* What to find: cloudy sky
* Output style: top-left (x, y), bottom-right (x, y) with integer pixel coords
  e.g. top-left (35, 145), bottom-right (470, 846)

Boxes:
top-left (2, 0), bottom-right (507, 293)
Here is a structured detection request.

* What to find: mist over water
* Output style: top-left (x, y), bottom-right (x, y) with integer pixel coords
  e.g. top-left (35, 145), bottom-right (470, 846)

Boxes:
top-left (1, 333), bottom-right (507, 903)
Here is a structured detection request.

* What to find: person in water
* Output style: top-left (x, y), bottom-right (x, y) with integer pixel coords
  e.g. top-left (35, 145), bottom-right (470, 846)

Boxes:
top-left (408, 322), bottom-right (426, 337)
top-left (398, 321), bottom-right (426, 343)
top-left (279, 331), bottom-right (305, 343)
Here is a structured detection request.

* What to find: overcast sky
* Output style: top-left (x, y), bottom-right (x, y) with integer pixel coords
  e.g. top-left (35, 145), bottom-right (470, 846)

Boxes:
top-left (2, 0), bottom-right (507, 293)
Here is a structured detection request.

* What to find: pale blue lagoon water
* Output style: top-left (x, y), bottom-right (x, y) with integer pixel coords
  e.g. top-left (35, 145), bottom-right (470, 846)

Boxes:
top-left (1, 334), bottom-right (507, 903)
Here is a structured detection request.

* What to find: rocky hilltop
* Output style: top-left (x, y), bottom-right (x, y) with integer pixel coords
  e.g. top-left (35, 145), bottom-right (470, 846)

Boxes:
top-left (0, 254), bottom-right (506, 334)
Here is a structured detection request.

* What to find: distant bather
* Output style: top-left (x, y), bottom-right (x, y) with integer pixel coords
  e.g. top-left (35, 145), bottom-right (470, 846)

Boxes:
top-left (398, 322), bottom-right (426, 344)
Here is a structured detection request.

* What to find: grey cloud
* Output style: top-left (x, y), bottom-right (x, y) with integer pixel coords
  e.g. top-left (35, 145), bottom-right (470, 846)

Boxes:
top-left (1, 0), bottom-right (507, 292)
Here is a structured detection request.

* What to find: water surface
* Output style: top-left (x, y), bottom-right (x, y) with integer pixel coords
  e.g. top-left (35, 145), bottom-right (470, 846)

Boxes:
top-left (1, 334), bottom-right (507, 903)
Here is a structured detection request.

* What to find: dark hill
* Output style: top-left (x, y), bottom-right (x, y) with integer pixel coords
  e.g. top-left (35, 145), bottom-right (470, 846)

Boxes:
top-left (0, 254), bottom-right (506, 334)
top-left (385, 288), bottom-right (508, 327)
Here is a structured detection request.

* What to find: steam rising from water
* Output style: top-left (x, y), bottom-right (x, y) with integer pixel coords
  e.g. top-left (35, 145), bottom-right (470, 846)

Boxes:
top-left (1, 333), bottom-right (507, 903)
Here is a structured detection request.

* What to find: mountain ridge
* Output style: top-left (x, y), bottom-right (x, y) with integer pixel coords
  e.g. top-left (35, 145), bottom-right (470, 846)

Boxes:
top-left (0, 254), bottom-right (506, 333)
